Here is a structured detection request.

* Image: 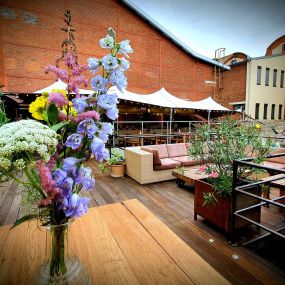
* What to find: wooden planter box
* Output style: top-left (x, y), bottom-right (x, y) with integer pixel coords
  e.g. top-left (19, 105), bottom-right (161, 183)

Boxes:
top-left (194, 179), bottom-right (261, 233)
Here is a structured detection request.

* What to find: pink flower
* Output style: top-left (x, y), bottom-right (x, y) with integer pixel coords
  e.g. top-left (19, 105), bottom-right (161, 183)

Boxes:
top-left (36, 161), bottom-right (61, 202)
top-left (68, 76), bottom-right (88, 97)
top-left (45, 65), bottom-right (68, 82)
top-left (48, 92), bottom-right (68, 108)
top-left (198, 165), bottom-right (207, 172)
top-left (209, 172), bottom-right (219, 178)
top-left (58, 112), bottom-right (76, 123)
top-left (76, 110), bottom-right (100, 123)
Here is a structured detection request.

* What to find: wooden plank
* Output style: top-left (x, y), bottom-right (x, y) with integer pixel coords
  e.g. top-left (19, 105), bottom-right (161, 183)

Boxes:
top-left (98, 202), bottom-right (195, 285)
top-left (73, 207), bottom-right (140, 285)
top-left (179, 218), bottom-right (284, 285)
top-left (0, 221), bottom-right (45, 284)
top-left (122, 199), bottom-right (230, 285)
top-left (0, 206), bottom-right (142, 285)
top-left (0, 179), bottom-right (19, 225)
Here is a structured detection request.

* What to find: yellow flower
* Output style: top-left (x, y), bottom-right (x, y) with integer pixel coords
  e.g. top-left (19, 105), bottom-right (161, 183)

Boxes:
top-left (29, 95), bottom-right (47, 120)
top-left (255, 123), bottom-right (261, 129)
top-left (51, 89), bottom-right (67, 98)
top-left (62, 101), bottom-right (77, 117)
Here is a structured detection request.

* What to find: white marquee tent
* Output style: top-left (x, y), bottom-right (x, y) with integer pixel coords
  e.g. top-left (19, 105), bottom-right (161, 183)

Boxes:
top-left (34, 80), bottom-right (231, 112)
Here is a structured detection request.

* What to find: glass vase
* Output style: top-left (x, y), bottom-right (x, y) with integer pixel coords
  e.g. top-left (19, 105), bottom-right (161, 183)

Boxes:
top-left (35, 220), bottom-right (91, 285)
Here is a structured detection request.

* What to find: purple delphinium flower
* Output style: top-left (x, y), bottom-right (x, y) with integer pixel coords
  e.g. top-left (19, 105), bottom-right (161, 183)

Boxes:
top-left (60, 176), bottom-right (74, 197)
top-left (65, 133), bottom-right (83, 150)
top-left (97, 93), bottom-right (118, 110)
top-left (118, 57), bottom-right (130, 71)
top-left (63, 194), bottom-right (90, 218)
top-left (118, 40), bottom-right (133, 58)
top-left (101, 54), bottom-right (118, 70)
top-left (90, 137), bottom-right (109, 162)
top-left (77, 119), bottom-right (97, 138)
top-left (72, 98), bottom-right (88, 113)
top-left (88, 58), bottom-right (100, 74)
top-left (62, 157), bottom-right (83, 175)
top-left (110, 70), bottom-right (127, 92)
top-left (90, 75), bottom-right (108, 92)
top-left (99, 34), bottom-right (114, 49)
top-left (106, 107), bottom-right (119, 120)
top-left (52, 169), bottom-right (67, 186)
top-left (48, 92), bottom-right (68, 108)
top-left (74, 167), bottom-right (95, 191)
top-left (99, 123), bottom-right (113, 143)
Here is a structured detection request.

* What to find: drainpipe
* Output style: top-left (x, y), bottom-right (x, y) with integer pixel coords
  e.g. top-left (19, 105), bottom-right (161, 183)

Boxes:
top-left (245, 59), bottom-right (251, 115)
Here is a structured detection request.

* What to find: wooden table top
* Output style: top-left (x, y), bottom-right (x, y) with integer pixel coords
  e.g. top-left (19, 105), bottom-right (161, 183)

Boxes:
top-left (172, 167), bottom-right (209, 184)
top-left (0, 199), bottom-right (229, 285)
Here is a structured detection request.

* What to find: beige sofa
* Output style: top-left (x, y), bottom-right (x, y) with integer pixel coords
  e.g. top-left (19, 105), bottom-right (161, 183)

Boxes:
top-left (124, 143), bottom-right (201, 184)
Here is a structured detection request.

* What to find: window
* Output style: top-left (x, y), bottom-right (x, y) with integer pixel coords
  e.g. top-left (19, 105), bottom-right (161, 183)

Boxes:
top-left (281, 70), bottom-right (284, 88)
top-left (233, 104), bottom-right (245, 112)
top-left (271, 104), bottom-right (275, 119)
top-left (273, 69), bottom-right (277, 87)
top-left (263, 104), bottom-right (268, 119)
top-left (255, 103), bottom-right (260, 119)
top-left (257, 66), bottom-right (262, 85)
top-left (279, 105), bottom-right (283, 120)
top-left (265, 68), bottom-right (270, 86)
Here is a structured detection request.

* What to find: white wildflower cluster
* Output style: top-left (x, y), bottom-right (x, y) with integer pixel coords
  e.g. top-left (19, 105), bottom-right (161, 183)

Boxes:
top-left (0, 120), bottom-right (58, 171)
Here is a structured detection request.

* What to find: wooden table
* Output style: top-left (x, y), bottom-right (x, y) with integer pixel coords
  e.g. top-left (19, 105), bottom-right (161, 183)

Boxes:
top-left (172, 166), bottom-right (209, 187)
top-left (0, 199), bottom-right (229, 285)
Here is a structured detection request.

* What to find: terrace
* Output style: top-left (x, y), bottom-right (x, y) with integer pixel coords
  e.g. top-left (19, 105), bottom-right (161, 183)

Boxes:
top-left (1, 158), bottom-right (285, 284)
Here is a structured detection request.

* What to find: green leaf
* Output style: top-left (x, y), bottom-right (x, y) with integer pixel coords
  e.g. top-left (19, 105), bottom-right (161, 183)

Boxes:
top-left (11, 214), bottom-right (38, 229)
top-left (51, 121), bottom-right (69, 132)
top-left (47, 103), bottom-right (59, 125)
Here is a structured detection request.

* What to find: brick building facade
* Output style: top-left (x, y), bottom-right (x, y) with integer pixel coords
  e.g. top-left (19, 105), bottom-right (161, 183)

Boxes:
top-left (0, 0), bottom-right (225, 101)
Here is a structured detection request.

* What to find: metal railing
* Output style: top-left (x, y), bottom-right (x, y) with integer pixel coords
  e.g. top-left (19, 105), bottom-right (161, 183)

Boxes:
top-left (230, 153), bottom-right (285, 245)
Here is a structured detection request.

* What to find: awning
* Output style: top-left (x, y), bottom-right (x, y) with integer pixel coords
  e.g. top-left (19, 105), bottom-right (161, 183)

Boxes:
top-left (34, 80), bottom-right (230, 112)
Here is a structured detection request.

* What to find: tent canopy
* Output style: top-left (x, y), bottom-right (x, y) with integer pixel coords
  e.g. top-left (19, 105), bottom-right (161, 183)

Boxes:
top-left (34, 80), bottom-right (230, 112)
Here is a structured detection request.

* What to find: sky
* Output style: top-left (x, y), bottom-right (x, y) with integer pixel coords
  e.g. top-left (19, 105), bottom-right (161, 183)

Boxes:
top-left (128, 0), bottom-right (285, 59)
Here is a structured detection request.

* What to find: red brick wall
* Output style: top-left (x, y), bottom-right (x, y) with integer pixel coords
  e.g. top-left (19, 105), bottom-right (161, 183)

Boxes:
top-left (217, 63), bottom-right (247, 108)
top-left (0, 0), bottom-right (215, 101)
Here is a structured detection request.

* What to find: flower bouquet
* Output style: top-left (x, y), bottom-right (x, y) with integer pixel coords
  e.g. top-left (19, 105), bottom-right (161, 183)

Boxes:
top-left (0, 10), bottom-right (132, 284)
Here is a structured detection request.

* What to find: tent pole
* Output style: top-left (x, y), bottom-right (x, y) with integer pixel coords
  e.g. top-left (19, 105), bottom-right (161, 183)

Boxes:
top-left (169, 108), bottom-right (173, 144)
top-left (208, 110), bottom-right (211, 138)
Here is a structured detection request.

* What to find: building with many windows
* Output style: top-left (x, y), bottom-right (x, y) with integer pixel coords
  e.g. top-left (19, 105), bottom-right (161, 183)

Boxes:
top-left (218, 35), bottom-right (285, 121)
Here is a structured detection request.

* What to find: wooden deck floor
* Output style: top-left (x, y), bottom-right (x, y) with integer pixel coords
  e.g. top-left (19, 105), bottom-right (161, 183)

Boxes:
top-left (1, 161), bottom-right (285, 285)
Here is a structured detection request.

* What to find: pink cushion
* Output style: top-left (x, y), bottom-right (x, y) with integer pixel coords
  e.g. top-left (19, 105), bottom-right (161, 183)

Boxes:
top-left (267, 149), bottom-right (285, 164)
top-left (171, 156), bottom-right (201, 166)
top-left (167, 143), bottom-right (187, 158)
top-left (148, 144), bottom-right (169, 159)
top-left (263, 161), bottom-right (285, 169)
top-left (141, 147), bottom-right (162, 166)
top-left (154, 158), bottom-right (181, 170)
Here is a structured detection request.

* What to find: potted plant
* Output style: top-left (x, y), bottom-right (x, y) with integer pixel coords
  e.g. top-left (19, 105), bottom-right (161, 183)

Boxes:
top-left (189, 118), bottom-right (271, 234)
top-left (100, 150), bottom-right (126, 177)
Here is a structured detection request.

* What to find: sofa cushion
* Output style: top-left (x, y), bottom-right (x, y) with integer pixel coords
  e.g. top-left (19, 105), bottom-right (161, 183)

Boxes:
top-left (154, 158), bottom-right (181, 170)
top-left (267, 148), bottom-right (285, 164)
top-left (171, 156), bottom-right (201, 167)
top-left (141, 147), bottom-right (162, 166)
top-left (262, 161), bottom-right (285, 170)
top-left (167, 143), bottom-right (187, 158)
top-left (147, 144), bottom-right (169, 159)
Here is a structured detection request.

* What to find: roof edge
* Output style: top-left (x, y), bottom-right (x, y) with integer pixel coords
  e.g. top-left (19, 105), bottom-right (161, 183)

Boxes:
top-left (121, 0), bottom-right (230, 70)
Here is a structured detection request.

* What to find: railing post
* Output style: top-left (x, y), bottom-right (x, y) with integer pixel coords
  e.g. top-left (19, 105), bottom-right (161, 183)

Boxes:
top-left (141, 121), bottom-right (144, 145)
top-left (230, 159), bottom-right (238, 246)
